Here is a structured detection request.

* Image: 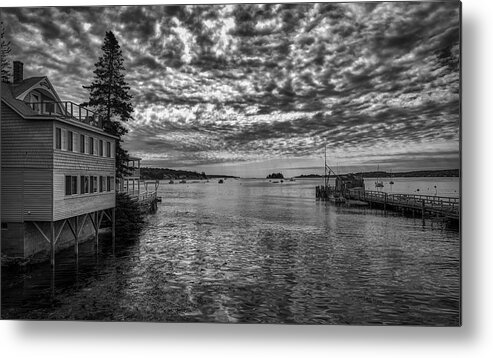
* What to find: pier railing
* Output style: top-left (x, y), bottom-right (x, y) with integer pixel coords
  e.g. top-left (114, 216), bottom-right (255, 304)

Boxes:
top-left (348, 190), bottom-right (460, 220)
top-left (138, 190), bottom-right (157, 202)
top-left (26, 101), bottom-right (103, 128)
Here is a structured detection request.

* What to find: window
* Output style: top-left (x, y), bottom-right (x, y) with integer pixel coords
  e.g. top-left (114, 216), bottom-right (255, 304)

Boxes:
top-left (89, 137), bottom-right (94, 155)
top-left (80, 176), bottom-right (85, 194)
top-left (106, 142), bottom-right (111, 157)
top-left (55, 128), bottom-right (61, 149)
top-left (1, 223), bottom-right (7, 230)
top-left (99, 176), bottom-right (104, 192)
top-left (80, 134), bottom-right (85, 153)
top-left (99, 140), bottom-right (104, 157)
top-left (68, 131), bottom-right (73, 151)
top-left (90, 176), bottom-right (98, 193)
top-left (32, 93), bottom-right (40, 112)
top-left (107, 176), bottom-right (114, 192)
top-left (71, 176), bottom-right (78, 194)
top-left (81, 175), bottom-right (89, 194)
top-left (65, 176), bottom-right (71, 195)
top-left (65, 175), bottom-right (78, 195)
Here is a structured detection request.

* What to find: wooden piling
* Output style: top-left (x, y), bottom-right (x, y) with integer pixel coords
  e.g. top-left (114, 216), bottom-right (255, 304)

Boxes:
top-left (95, 211), bottom-right (99, 247)
top-left (421, 199), bottom-right (426, 225)
top-left (74, 216), bottom-right (79, 257)
top-left (50, 222), bottom-right (55, 267)
top-left (112, 207), bottom-right (116, 248)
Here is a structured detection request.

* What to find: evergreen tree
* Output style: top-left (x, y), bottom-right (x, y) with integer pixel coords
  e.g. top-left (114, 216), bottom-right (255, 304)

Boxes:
top-left (1, 22), bottom-right (12, 83)
top-left (83, 31), bottom-right (134, 178)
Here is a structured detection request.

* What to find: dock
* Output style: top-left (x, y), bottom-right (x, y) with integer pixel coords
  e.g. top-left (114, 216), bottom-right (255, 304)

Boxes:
top-left (349, 190), bottom-right (460, 221)
top-left (316, 186), bottom-right (460, 222)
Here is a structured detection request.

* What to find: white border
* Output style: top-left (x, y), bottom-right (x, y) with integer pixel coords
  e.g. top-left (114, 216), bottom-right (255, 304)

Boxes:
top-left (1, 1), bottom-right (492, 357)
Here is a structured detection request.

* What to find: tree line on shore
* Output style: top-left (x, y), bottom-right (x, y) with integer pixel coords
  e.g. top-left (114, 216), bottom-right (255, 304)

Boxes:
top-left (295, 169), bottom-right (459, 178)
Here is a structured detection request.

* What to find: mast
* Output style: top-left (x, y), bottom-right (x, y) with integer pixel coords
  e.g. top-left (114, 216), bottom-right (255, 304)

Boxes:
top-left (324, 142), bottom-right (328, 188)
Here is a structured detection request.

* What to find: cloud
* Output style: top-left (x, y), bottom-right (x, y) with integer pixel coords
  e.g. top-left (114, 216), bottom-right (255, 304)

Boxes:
top-left (0, 2), bottom-right (460, 174)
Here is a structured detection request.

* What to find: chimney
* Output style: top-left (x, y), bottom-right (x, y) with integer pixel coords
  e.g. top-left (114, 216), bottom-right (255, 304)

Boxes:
top-left (13, 61), bottom-right (23, 83)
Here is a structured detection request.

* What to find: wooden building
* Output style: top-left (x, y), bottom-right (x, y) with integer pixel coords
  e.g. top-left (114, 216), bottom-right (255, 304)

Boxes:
top-left (117, 157), bottom-right (159, 211)
top-left (335, 174), bottom-right (365, 196)
top-left (119, 156), bottom-right (141, 198)
top-left (1, 61), bottom-right (117, 264)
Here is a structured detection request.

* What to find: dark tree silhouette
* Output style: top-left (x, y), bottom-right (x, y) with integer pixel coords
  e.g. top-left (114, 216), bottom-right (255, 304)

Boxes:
top-left (1, 22), bottom-right (12, 83)
top-left (83, 31), bottom-right (134, 178)
top-left (266, 172), bottom-right (284, 179)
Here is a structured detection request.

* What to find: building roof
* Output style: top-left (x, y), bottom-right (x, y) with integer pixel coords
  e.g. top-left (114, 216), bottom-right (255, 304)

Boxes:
top-left (1, 77), bottom-right (118, 139)
top-left (11, 76), bottom-right (46, 98)
top-left (1, 80), bottom-right (38, 117)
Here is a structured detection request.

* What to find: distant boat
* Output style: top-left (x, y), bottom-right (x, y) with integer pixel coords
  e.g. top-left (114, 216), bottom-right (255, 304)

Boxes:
top-left (179, 180), bottom-right (186, 184)
top-left (375, 165), bottom-right (384, 189)
top-left (169, 180), bottom-right (174, 184)
top-left (289, 178), bottom-right (295, 182)
top-left (280, 180), bottom-right (284, 183)
top-left (389, 169), bottom-right (394, 185)
top-left (218, 179), bottom-right (224, 184)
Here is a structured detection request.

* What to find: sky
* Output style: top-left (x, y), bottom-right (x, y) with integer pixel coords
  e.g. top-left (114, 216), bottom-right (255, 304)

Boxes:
top-left (0, 1), bottom-right (460, 178)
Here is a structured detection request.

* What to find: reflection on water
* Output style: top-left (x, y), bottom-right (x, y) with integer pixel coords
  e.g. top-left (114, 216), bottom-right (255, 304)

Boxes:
top-left (1, 178), bottom-right (460, 325)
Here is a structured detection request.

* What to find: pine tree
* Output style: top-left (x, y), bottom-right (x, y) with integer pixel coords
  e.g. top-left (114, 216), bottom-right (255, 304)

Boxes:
top-left (83, 31), bottom-right (134, 178)
top-left (1, 22), bottom-right (12, 83)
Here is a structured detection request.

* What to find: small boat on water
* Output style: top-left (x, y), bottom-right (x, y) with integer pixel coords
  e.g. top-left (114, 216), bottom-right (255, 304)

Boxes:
top-left (179, 180), bottom-right (186, 184)
top-left (375, 165), bottom-right (384, 189)
top-left (289, 178), bottom-right (295, 182)
top-left (169, 180), bottom-right (174, 184)
top-left (218, 179), bottom-right (224, 184)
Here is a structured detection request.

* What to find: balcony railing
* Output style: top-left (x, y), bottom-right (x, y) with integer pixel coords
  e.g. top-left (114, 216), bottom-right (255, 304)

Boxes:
top-left (125, 167), bottom-right (140, 178)
top-left (26, 101), bottom-right (103, 128)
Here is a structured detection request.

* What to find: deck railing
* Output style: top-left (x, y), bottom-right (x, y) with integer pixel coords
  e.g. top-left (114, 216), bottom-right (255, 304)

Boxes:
top-left (26, 101), bottom-right (103, 128)
top-left (348, 190), bottom-right (460, 219)
top-left (138, 190), bottom-right (157, 202)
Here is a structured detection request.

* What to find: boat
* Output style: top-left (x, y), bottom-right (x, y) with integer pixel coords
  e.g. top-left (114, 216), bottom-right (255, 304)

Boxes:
top-left (389, 169), bottom-right (394, 185)
top-left (375, 165), bottom-right (384, 189)
top-left (179, 180), bottom-right (186, 184)
top-left (218, 179), bottom-right (224, 184)
top-left (289, 178), bottom-right (295, 182)
top-left (169, 180), bottom-right (174, 184)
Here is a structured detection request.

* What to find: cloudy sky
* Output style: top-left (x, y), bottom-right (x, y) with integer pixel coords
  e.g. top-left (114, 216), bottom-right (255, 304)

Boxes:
top-left (1, 1), bottom-right (460, 177)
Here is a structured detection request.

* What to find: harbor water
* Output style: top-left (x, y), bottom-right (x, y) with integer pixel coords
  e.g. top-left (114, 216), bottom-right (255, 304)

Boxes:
top-left (1, 178), bottom-right (460, 325)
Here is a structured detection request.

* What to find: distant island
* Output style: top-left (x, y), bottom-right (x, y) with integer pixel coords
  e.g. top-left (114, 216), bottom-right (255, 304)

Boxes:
top-left (296, 174), bottom-right (322, 178)
top-left (206, 174), bottom-right (240, 179)
top-left (357, 169), bottom-right (459, 178)
top-left (295, 169), bottom-right (459, 178)
top-left (141, 167), bottom-right (207, 180)
top-left (266, 172), bottom-right (284, 179)
top-left (140, 168), bottom-right (239, 180)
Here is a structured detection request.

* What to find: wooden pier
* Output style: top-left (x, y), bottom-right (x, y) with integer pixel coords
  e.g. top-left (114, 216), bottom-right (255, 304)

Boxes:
top-left (316, 186), bottom-right (460, 222)
top-left (348, 190), bottom-right (460, 221)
